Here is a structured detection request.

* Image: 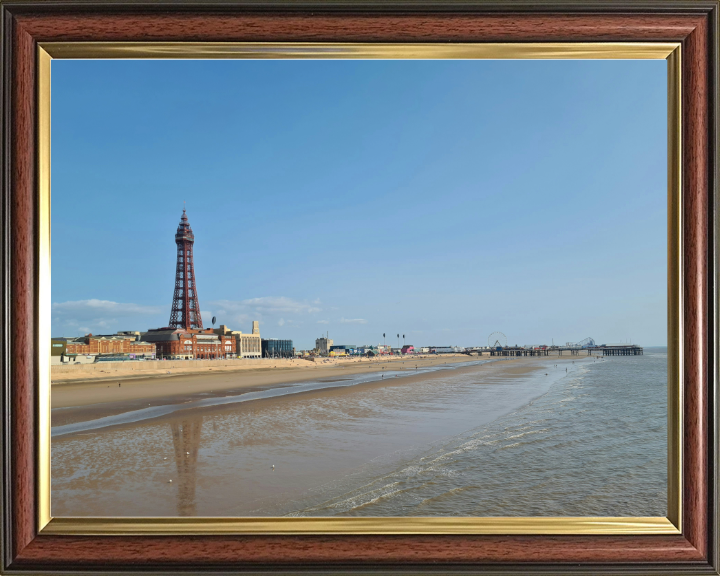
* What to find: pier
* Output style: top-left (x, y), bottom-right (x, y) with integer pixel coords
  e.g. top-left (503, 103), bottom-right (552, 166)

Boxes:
top-left (598, 345), bottom-right (644, 356)
top-left (486, 347), bottom-right (593, 357)
top-left (471, 345), bottom-right (644, 358)
top-left (488, 347), bottom-right (550, 357)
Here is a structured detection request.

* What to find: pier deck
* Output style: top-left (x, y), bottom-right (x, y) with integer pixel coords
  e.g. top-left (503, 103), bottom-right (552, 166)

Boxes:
top-left (470, 345), bottom-right (644, 357)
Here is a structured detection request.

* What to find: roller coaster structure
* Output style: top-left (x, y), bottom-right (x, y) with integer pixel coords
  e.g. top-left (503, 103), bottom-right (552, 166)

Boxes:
top-left (565, 337), bottom-right (596, 348)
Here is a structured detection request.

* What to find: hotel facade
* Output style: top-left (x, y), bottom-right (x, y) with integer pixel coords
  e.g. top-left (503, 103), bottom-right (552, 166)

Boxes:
top-left (143, 328), bottom-right (236, 360)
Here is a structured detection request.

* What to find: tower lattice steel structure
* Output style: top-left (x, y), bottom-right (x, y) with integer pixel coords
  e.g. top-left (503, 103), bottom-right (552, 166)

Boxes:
top-left (168, 209), bottom-right (203, 330)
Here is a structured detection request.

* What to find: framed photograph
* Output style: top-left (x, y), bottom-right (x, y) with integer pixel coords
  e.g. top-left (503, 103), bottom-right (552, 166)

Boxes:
top-left (0, 1), bottom-right (717, 573)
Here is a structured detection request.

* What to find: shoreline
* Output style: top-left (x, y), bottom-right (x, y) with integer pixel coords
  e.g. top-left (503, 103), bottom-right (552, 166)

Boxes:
top-left (51, 355), bottom-right (492, 429)
top-left (52, 359), bottom-right (500, 436)
top-left (51, 354), bottom-right (475, 409)
top-left (51, 355), bottom-right (586, 433)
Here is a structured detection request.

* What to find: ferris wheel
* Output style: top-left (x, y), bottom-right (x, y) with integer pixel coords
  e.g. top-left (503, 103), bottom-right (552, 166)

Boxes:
top-left (488, 331), bottom-right (507, 348)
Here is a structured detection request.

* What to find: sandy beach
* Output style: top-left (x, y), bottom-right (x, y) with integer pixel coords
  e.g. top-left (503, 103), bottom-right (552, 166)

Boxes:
top-left (52, 354), bottom-right (473, 411)
top-left (51, 354), bottom-right (598, 517)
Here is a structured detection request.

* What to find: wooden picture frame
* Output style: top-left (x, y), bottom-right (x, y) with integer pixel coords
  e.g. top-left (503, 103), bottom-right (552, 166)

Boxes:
top-left (1, 1), bottom-right (717, 573)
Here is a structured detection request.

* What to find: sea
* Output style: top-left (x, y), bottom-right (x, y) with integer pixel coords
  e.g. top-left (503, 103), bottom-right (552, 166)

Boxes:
top-left (51, 349), bottom-right (667, 517)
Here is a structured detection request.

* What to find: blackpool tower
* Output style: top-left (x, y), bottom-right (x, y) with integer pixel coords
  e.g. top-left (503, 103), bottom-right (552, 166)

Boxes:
top-left (168, 209), bottom-right (203, 330)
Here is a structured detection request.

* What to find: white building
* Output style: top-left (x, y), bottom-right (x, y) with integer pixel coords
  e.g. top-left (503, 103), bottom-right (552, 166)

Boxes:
top-left (214, 322), bottom-right (262, 358)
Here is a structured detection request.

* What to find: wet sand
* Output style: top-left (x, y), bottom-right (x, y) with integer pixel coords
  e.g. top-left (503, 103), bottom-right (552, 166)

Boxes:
top-left (52, 355), bottom-right (474, 421)
top-left (51, 355), bottom-right (589, 516)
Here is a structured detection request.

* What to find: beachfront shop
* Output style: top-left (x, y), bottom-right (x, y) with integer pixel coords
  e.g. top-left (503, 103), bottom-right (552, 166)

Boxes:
top-left (329, 344), bottom-right (357, 357)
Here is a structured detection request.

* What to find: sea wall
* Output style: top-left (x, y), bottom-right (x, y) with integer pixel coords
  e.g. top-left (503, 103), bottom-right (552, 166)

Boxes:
top-left (51, 358), bottom-right (279, 376)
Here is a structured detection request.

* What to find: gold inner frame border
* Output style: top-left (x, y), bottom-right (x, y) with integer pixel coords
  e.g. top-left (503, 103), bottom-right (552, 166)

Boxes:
top-left (37, 41), bottom-right (682, 536)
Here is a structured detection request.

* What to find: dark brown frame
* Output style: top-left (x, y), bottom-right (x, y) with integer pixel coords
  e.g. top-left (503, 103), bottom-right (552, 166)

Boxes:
top-left (1, 2), bottom-right (717, 573)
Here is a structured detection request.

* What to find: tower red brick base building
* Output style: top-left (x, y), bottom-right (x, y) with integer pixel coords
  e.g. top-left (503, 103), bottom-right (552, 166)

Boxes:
top-left (146, 329), bottom-right (235, 360)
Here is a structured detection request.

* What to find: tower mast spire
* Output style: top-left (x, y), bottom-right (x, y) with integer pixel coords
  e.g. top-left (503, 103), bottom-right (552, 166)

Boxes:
top-left (168, 209), bottom-right (203, 330)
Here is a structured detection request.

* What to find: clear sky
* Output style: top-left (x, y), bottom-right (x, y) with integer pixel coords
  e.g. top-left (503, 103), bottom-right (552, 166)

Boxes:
top-left (51, 59), bottom-right (667, 349)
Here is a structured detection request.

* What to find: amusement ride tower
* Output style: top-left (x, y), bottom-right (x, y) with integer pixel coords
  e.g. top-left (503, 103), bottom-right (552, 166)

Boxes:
top-left (168, 209), bottom-right (203, 330)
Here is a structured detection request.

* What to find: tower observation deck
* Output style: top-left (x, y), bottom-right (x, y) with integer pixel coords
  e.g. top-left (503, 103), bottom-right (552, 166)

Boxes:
top-left (168, 209), bottom-right (203, 330)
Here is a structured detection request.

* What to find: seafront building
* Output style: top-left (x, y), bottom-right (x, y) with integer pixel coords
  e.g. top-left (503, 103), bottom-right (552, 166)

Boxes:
top-left (53, 333), bottom-right (156, 364)
top-left (355, 345), bottom-right (377, 355)
top-left (428, 346), bottom-right (462, 354)
top-left (214, 322), bottom-right (262, 359)
top-left (330, 344), bottom-right (357, 356)
top-left (315, 336), bottom-right (333, 355)
top-left (262, 338), bottom-right (294, 358)
top-left (143, 328), bottom-right (236, 360)
top-left (236, 329), bottom-right (262, 358)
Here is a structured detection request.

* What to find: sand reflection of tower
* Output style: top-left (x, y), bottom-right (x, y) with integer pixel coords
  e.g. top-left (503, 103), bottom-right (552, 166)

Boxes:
top-left (170, 417), bottom-right (203, 516)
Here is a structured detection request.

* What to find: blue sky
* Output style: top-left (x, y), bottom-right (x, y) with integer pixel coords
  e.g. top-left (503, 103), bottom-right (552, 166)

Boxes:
top-left (52, 59), bottom-right (667, 349)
